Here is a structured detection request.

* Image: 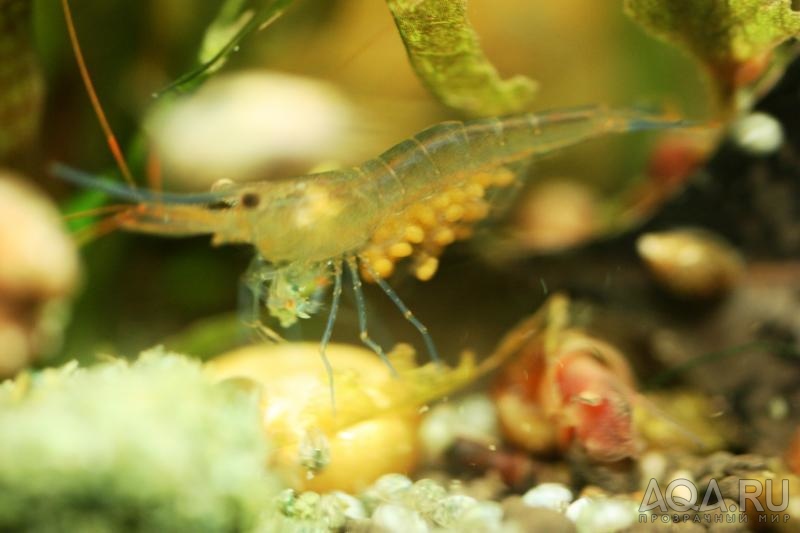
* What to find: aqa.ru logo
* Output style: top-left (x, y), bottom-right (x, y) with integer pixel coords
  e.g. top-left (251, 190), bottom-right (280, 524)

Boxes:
top-left (638, 478), bottom-right (791, 526)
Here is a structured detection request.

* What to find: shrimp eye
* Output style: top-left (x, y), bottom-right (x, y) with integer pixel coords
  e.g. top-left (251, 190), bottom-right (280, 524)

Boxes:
top-left (241, 192), bottom-right (260, 208)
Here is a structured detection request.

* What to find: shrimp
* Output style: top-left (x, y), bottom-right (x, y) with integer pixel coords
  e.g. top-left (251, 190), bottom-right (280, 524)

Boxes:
top-left (54, 107), bottom-right (687, 388)
top-left (55, 0), bottom-right (690, 396)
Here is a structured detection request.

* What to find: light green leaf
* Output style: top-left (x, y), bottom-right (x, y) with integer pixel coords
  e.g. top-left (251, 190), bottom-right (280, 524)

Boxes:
top-left (624, 0), bottom-right (800, 102)
top-left (155, 0), bottom-right (292, 97)
top-left (386, 0), bottom-right (537, 117)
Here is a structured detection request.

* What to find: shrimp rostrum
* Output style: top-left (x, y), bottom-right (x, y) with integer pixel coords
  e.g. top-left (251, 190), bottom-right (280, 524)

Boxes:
top-left (55, 106), bottom-right (688, 375)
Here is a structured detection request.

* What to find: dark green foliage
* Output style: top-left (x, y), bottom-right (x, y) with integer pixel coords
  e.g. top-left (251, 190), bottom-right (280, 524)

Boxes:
top-left (0, 0), bottom-right (42, 161)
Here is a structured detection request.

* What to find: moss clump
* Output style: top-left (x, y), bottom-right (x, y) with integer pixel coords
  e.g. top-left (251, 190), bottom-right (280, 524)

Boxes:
top-left (0, 349), bottom-right (283, 532)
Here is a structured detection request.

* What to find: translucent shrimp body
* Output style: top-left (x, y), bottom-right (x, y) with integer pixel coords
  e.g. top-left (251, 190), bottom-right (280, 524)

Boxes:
top-left (58, 105), bottom-right (685, 269)
top-left (56, 105), bottom-right (686, 390)
top-left (353, 105), bottom-right (685, 279)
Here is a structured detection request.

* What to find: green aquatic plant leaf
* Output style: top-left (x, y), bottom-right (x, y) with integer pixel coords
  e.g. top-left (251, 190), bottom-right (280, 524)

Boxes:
top-left (156, 0), bottom-right (292, 97)
top-left (386, 0), bottom-right (537, 117)
top-left (624, 0), bottom-right (800, 104)
top-left (61, 188), bottom-right (109, 233)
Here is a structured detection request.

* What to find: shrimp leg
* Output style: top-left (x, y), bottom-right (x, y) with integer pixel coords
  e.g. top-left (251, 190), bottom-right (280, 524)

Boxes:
top-left (346, 257), bottom-right (398, 377)
top-left (320, 260), bottom-right (343, 410)
top-left (239, 256), bottom-right (283, 343)
top-left (363, 261), bottom-right (441, 365)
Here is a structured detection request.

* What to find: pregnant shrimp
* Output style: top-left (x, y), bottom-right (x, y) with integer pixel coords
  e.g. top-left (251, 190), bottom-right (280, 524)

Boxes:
top-left (54, 108), bottom-right (686, 370)
top-left (55, 0), bottom-right (688, 400)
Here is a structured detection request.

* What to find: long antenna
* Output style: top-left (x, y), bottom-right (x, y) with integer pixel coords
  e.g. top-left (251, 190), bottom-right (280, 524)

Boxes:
top-left (60, 0), bottom-right (137, 189)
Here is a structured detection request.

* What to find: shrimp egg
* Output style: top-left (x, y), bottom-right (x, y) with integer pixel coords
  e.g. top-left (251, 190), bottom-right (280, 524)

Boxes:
top-left (205, 343), bottom-right (420, 493)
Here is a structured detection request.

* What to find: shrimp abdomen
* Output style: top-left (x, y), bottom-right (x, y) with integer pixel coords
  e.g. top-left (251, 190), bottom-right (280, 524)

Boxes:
top-left (367, 106), bottom-right (686, 207)
top-left (463, 105), bottom-right (685, 168)
top-left (354, 106), bottom-right (688, 281)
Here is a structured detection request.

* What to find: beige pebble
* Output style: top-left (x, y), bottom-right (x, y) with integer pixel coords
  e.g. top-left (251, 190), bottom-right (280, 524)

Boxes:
top-left (637, 228), bottom-right (743, 299)
top-left (0, 173), bottom-right (79, 377)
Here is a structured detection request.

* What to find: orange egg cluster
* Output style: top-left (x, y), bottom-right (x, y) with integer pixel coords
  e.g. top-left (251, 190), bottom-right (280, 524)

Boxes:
top-left (359, 167), bottom-right (515, 281)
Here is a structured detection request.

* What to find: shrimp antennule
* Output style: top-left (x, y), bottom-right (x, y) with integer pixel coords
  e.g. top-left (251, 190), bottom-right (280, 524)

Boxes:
top-left (51, 163), bottom-right (225, 205)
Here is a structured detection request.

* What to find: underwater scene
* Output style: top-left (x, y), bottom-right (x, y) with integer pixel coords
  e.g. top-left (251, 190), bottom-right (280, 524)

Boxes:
top-left (2, 0), bottom-right (800, 531)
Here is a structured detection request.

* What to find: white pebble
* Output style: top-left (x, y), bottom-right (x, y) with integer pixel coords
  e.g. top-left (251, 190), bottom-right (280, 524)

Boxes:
top-left (455, 501), bottom-right (504, 531)
top-left (373, 473), bottom-right (413, 501)
top-left (731, 111), bottom-right (784, 155)
top-left (318, 494), bottom-right (347, 530)
top-left (410, 479), bottom-right (448, 518)
top-left (146, 71), bottom-right (353, 189)
top-left (456, 394), bottom-right (500, 442)
top-left (329, 491), bottom-right (367, 520)
top-left (575, 498), bottom-right (638, 533)
top-left (418, 403), bottom-right (458, 461)
top-left (362, 473), bottom-right (415, 514)
top-left (522, 483), bottom-right (574, 512)
top-left (419, 394), bottom-right (500, 462)
top-left (566, 497), bottom-right (592, 523)
top-left (639, 451), bottom-right (668, 487)
top-left (667, 470), bottom-right (697, 509)
top-left (432, 494), bottom-right (478, 528)
top-left (372, 503), bottom-right (429, 533)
